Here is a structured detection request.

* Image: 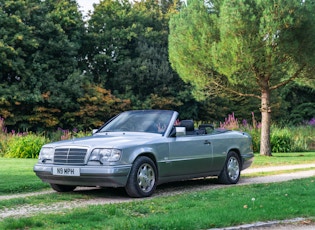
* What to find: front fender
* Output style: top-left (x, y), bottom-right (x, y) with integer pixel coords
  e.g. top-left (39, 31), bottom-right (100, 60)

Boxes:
top-left (127, 144), bottom-right (169, 165)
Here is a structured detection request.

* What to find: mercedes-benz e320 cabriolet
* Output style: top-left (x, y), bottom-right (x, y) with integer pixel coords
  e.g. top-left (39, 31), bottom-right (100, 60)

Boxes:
top-left (34, 110), bottom-right (254, 197)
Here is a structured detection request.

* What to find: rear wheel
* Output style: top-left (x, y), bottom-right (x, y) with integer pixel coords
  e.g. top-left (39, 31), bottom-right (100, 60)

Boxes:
top-left (218, 151), bottom-right (241, 184)
top-left (125, 156), bottom-right (157, 198)
top-left (50, 184), bottom-right (76, 192)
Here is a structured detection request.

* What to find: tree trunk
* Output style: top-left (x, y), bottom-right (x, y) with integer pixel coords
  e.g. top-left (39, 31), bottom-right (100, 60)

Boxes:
top-left (260, 88), bottom-right (272, 156)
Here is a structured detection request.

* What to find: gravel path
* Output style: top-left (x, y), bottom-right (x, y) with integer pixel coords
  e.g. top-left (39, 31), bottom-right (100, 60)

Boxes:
top-left (1, 164), bottom-right (315, 229)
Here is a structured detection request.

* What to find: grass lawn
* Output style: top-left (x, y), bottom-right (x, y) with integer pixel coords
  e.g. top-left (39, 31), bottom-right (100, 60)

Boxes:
top-left (0, 158), bottom-right (49, 195)
top-left (1, 178), bottom-right (315, 229)
top-left (251, 152), bottom-right (315, 167)
top-left (0, 152), bottom-right (314, 229)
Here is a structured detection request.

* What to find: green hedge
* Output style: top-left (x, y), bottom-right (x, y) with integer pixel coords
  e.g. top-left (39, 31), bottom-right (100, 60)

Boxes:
top-left (4, 134), bottom-right (48, 158)
top-left (0, 125), bottom-right (313, 158)
top-left (248, 125), bottom-right (314, 153)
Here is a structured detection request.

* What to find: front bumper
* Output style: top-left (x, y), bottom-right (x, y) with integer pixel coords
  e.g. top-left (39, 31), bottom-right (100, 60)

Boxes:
top-left (33, 164), bottom-right (132, 188)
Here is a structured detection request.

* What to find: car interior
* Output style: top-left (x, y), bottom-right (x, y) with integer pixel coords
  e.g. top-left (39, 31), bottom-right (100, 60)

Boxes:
top-left (174, 120), bottom-right (215, 135)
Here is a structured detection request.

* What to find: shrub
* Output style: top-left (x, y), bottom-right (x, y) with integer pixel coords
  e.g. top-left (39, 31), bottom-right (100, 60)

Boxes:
top-left (290, 125), bottom-right (315, 152)
top-left (221, 113), bottom-right (314, 153)
top-left (220, 112), bottom-right (261, 152)
top-left (270, 127), bottom-right (292, 153)
top-left (4, 133), bottom-right (48, 158)
top-left (248, 129), bottom-right (260, 153)
top-left (220, 113), bottom-right (239, 130)
top-left (0, 134), bottom-right (8, 157)
top-left (0, 117), bottom-right (8, 157)
top-left (47, 128), bottom-right (90, 142)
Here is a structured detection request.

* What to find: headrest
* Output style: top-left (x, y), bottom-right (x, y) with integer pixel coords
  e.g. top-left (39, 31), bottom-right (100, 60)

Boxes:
top-left (180, 120), bottom-right (194, 131)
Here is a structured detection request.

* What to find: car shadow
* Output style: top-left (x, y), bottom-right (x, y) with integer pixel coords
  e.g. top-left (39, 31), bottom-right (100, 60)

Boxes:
top-left (70, 177), bottom-right (221, 199)
top-left (155, 177), bottom-right (221, 196)
top-left (72, 186), bottom-right (128, 198)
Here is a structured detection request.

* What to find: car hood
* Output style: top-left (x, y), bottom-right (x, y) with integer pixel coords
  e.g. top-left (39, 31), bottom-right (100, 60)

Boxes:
top-left (43, 132), bottom-right (161, 149)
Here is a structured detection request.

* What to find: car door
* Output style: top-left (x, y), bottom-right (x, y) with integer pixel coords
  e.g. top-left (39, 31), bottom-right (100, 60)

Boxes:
top-left (207, 134), bottom-right (230, 172)
top-left (167, 135), bottom-right (213, 177)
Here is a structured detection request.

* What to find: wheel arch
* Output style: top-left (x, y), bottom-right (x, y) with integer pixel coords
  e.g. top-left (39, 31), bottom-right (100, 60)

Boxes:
top-left (218, 149), bottom-right (242, 184)
top-left (125, 152), bottom-right (159, 197)
top-left (132, 152), bottom-right (159, 177)
top-left (228, 148), bottom-right (242, 168)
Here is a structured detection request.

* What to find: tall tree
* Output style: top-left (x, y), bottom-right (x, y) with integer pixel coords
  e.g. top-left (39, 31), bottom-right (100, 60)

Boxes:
top-left (85, 0), bottom-right (196, 114)
top-left (0, 0), bottom-right (87, 131)
top-left (0, 0), bottom-right (39, 126)
top-left (169, 0), bottom-right (315, 156)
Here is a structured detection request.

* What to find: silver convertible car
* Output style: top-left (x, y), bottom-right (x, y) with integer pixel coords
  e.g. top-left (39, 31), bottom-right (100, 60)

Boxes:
top-left (34, 110), bottom-right (254, 197)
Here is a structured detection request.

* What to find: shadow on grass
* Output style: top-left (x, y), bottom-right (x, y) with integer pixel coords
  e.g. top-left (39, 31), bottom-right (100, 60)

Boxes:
top-left (69, 177), bottom-right (220, 199)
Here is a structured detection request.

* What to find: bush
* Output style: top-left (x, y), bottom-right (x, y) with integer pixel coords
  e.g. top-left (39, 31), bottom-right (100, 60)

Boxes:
top-left (0, 134), bottom-right (8, 157)
top-left (4, 134), bottom-right (48, 158)
top-left (247, 125), bottom-right (314, 153)
top-left (248, 129), bottom-right (260, 153)
top-left (270, 128), bottom-right (292, 153)
top-left (47, 128), bottom-right (90, 142)
top-left (0, 117), bottom-right (8, 157)
top-left (221, 113), bottom-right (314, 153)
top-left (290, 125), bottom-right (315, 152)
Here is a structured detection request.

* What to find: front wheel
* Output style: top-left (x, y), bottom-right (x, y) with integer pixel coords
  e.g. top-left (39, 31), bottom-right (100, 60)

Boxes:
top-left (125, 156), bottom-right (157, 198)
top-left (50, 184), bottom-right (76, 192)
top-left (218, 151), bottom-right (241, 184)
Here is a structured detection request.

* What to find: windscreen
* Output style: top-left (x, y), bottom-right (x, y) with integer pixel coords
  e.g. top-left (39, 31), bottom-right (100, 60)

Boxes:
top-left (99, 110), bottom-right (174, 134)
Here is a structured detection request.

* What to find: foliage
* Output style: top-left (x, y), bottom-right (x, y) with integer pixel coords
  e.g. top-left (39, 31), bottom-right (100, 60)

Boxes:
top-left (1, 111), bottom-right (314, 159)
top-left (169, 0), bottom-right (315, 156)
top-left (0, 117), bottom-right (92, 157)
top-left (48, 128), bottom-right (90, 142)
top-left (248, 129), bottom-right (261, 153)
top-left (0, 118), bottom-right (47, 158)
top-left (219, 112), bottom-right (260, 152)
top-left (219, 112), bottom-right (239, 130)
top-left (0, 127), bottom-right (92, 158)
top-left (290, 125), bottom-right (315, 152)
top-left (220, 113), bottom-right (314, 153)
top-left (85, 0), bottom-right (194, 113)
top-left (61, 84), bottom-right (131, 130)
top-left (279, 83), bottom-right (315, 125)
top-left (0, 0), bottom-right (86, 131)
top-left (0, 0), bottom-right (314, 138)
top-left (4, 133), bottom-right (48, 158)
top-left (268, 125), bottom-right (315, 153)
top-left (270, 128), bottom-right (292, 153)
top-left (0, 117), bottom-right (9, 157)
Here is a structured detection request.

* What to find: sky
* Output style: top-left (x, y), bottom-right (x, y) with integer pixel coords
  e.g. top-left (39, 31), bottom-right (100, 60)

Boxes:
top-left (76, 0), bottom-right (100, 16)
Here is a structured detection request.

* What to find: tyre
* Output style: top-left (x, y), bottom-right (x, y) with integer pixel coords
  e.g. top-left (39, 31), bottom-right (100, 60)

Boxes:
top-left (125, 156), bottom-right (157, 198)
top-left (50, 184), bottom-right (76, 192)
top-left (218, 151), bottom-right (241, 184)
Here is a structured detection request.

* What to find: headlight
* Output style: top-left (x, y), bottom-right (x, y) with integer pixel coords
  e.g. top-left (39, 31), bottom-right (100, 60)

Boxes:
top-left (38, 147), bottom-right (54, 162)
top-left (89, 148), bottom-right (121, 163)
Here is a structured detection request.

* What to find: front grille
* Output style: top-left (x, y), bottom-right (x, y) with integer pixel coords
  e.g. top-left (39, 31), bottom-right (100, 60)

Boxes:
top-left (54, 148), bottom-right (87, 165)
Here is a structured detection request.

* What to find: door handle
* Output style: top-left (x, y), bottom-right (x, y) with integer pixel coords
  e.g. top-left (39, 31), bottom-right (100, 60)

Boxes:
top-left (204, 140), bottom-right (211, 145)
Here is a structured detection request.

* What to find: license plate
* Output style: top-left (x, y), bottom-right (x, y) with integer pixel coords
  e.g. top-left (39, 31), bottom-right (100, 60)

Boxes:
top-left (53, 167), bottom-right (80, 176)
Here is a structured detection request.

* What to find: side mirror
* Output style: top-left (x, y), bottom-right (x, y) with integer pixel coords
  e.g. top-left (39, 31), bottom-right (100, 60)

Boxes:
top-left (175, 127), bottom-right (186, 136)
top-left (169, 127), bottom-right (186, 137)
top-left (92, 129), bottom-right (98, 134)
